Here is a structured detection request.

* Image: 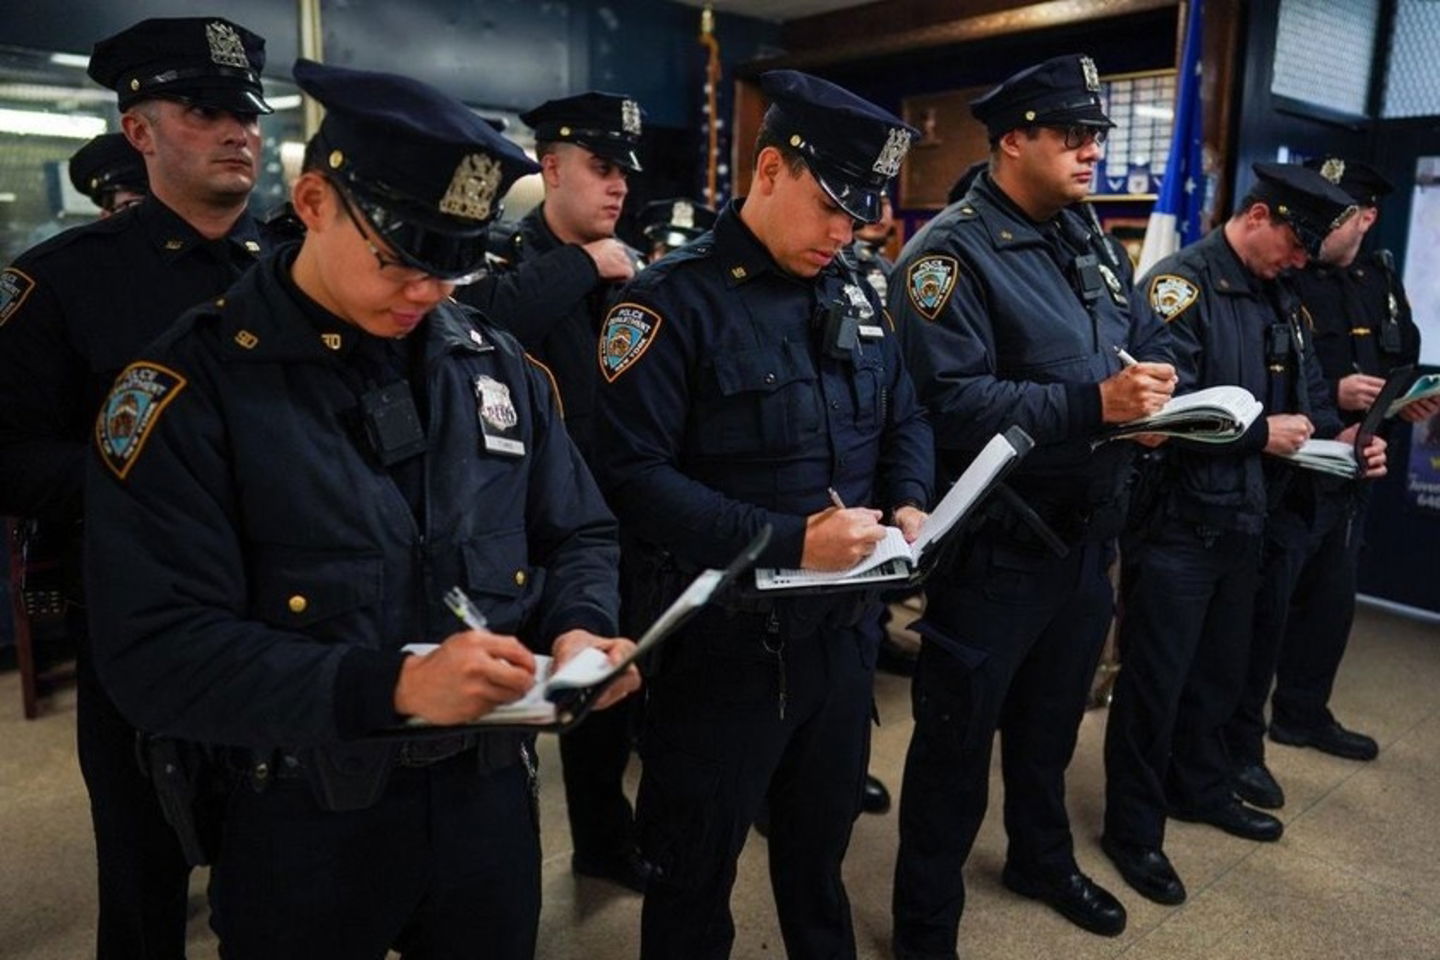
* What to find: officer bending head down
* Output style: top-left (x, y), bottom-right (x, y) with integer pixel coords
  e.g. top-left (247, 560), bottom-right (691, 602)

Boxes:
top-left (1223, 162), bottom-right (1354, 280)
top-left (86, 59), bottom-right (636, 957)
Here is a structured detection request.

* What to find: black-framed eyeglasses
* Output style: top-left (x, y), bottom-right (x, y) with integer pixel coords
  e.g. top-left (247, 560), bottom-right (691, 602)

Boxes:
top-left (1050, 124), bottom-right (1108, 150)
top-left (331, 183), bottom-right (438, 283)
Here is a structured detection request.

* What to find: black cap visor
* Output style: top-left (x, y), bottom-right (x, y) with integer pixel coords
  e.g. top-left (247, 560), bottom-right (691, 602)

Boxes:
top-left (125, 73), bottom-right (272, 115)
top-left (572, 136), bottom-right (642, 174)
top-left (346, 184), bottom-right (493, 284)
top-left (812, 165), bottom-right (881, 224)
top-left (1274, 204), bottom-right (1356, 259)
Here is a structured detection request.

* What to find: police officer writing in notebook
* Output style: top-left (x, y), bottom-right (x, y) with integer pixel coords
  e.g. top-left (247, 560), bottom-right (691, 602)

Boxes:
top-left (889, 55), bottom-right (1175, 956)
top-left (461, 91), bottom-right (651, 892)
top-left (0, 18), bottom-right (274, 958)
top-left (84, 60), bottom-right (636, 958)
top-left (1104, 163), bottom-right (1384, 907)
top-left (1225, 158), bottom-right (1425, 808)
top-left (597, 70), bottom-right (933, 959)
top-left (68, 132), bottom-right (149, 217)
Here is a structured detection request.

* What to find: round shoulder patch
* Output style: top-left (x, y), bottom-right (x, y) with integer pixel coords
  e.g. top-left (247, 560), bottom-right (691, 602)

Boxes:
top-left (0, 267), bottom-right (37, 327)
top-left (1148, 274), bottom-right (1199, 322)
top-left (95, 362), bottom-right (188, 480)
top-left (906, 253), bottom-right (959, 321)
top-left (599, 302), bottom-right (664, 383)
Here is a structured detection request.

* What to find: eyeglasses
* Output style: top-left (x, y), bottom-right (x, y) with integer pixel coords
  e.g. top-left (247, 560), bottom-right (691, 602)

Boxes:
top-left (331, 184), bottom-right (440, 285)
top-left (1046, 125), bottom-right (1108, 150)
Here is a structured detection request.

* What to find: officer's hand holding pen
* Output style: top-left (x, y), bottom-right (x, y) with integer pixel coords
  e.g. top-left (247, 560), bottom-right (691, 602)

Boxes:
top-left (1337, 371), bottom-right (1386, 412)
top-left (1263, 413), bottom-right (1314, 455)
top-left (802, 488), bottom-right (886, 570)
top-left (1099, 346), bottom-right (1177, 423)
top-left (551, 629), bottom-right (641, 710)
top-left (391, 590), bottom-right (536, 725)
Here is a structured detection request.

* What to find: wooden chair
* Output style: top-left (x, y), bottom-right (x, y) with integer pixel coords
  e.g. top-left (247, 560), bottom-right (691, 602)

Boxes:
top-left (6, 517), bottom-right (75, 719)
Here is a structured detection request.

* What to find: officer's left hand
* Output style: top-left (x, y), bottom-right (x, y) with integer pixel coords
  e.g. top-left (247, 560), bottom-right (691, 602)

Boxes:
top-left (894, 505), bottom-right (928, 543)
top-left (1335, 424), bottom-right (1388, 478)
top-left (1399, 395), bottom-right (1440, 423)
top-left (552, 629), bottom-right (641, 710)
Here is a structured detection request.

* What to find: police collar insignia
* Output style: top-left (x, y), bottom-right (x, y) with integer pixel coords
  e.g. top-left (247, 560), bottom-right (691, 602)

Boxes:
top-left (906, 254), bottom-right (958, 321)
top-left (206, 21), bottom-right (251, 69)
top-left (842, 282), bottom-right (875, 319)
top-left (439, 153), bottom-right (503, 221)
top-left (1320, 157), bottom-right (1345, 184)
top-left (1148, 274), bottom-right (1199, 321)
top-left (0, 267), bottom-right (36, 328)
top-left (475, 374), bottom-right (525, 456)
top-left (600, 302), bottom-right (663, 382)
top-left (872, 127), bottom-right (912, 178)
top-left (673, 200), bottom-right (694, 230)
top-left (1081, 56), bottom-right (1101, 93)
top-left (622, 99), bottom-right (642, 136)
top-left (96, 362), bottom-right (188, 479)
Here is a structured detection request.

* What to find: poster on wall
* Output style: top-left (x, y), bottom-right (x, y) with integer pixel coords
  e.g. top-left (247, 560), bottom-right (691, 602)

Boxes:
top-left (1406, 414), bottom-right (1440, 514)
top-left (1401, 157), bottom-right (1440, 366)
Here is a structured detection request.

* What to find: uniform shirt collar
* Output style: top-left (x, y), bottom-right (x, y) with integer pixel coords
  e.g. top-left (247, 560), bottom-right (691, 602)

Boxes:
top-left (714, 198), bottom-right (790, 288)
top-left (521, 203), bottom-right (564, 255)
top-left (971, 173), bottom-right (1049, 250)
top-left (1204, 227), bottom-right (1259, 297)
top-left (135, 194), bottom-right (264, 264)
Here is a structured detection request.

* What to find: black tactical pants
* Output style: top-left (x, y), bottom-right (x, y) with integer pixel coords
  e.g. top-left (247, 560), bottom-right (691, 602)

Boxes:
top-left (637, 613), bottom-right (875, 960)
top-left (892, 538), bottom-right (1113, 956)
top-left (211, 752), bottom-right (539, 960)
top-left (1104, 520), bottom-right (1260, 847)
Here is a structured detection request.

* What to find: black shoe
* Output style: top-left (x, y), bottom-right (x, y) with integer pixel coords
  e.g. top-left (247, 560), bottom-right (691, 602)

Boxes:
top-left (1001, 864), bottom-right (1127, 936)
top-left (862, 774), bottom-right (892, 814)
top-left (571, 848), bottom-right (652, 894)
top-left (1232, 761), bottom-right (1285, 809)
top-left (1270, 718), bottom-right (1379, 761)
top-left (1100, 835), bottom-right (1187, 905)
top-left (891, 937), bottom-right (958, 960)
top-left (1172, 799), bottom-right (1283, 842)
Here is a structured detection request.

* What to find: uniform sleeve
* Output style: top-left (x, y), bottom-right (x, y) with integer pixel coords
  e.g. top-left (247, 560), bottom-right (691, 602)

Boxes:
top-left (85, 347), bottom-right (361, 748)
top-left (520, 355), bottom-right (621, 642)
top-left (595, 287), bottom-right (809, 570)
top-left (0, 266), bottom-right (88, 520)
top-left (1301, 330), bottom-right (1343, 437)
top-left (890, 244), bottom-right (1100, 452)
top-left (876, 317), bottom-right (934, 511)
top-left (461, 244), bottom-right (600, 350)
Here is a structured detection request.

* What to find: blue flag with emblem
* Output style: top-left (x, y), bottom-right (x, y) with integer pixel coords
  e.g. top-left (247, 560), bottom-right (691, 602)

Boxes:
top-left (1138, 0), bottom-right (1206, 276)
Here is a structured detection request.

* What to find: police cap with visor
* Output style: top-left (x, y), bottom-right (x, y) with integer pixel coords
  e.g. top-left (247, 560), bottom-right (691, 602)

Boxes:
top-left (759, 70), bottom-right (917, 224)
top-left (521, 92), bottom-right (645, 173)
top-left (1250, 162), bottom-right (1357, 258)
top-left (640, 198), bottom-right (717, 247)
top-left (970, 53), bottom-right (1113, 139)
top-left (68, 132), bottom-right (148, 207)
top-left (88, 17), bottom-right (272, 115)
top-left (293, 58), bottom-right (540, 284)
top-left (1303, 155), bottom-right (1394, 208)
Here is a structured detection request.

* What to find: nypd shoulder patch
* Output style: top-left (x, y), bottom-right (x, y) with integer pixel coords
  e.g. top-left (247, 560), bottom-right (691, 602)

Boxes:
top-left (1148, 274), bottom-right (1199, 322)
top-left (599, 302), bottom-right (663, 383)
top-left (906, 254), bottom-right (959, 321)
top-left (95, 362), bottom-right (188, 480)
top-left (0, 267), bottom-right (36, 327)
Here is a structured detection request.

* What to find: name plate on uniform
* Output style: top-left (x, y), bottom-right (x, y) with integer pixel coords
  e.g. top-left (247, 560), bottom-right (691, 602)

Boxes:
top-left (858, 323), bottom-right (885, 339)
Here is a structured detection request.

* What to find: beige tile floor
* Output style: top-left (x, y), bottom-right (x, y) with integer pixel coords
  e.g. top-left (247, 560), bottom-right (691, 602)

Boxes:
top-left (1, 603), bottom-right (1437, 959)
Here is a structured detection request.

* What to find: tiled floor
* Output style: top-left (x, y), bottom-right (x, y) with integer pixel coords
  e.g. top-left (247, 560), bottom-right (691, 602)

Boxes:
top-left (1, 603), bottom-right (1437, 959)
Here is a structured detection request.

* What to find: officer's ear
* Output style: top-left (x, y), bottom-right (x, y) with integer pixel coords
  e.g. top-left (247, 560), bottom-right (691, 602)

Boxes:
top-left (291, 171), bottom-right (338, 232)
top-left (752, 146), bottom-right (785, 196)
top-left (120, 104), bottom-right (159, 157)
top-left (995, 128), bottom-right (1026, 162)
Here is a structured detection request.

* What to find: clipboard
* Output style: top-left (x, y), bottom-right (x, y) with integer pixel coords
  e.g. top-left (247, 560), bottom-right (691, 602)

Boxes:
top-left (374, 524), bottom-right (772, 737)
top-left (1354, 364), bottom-right (1414, 473)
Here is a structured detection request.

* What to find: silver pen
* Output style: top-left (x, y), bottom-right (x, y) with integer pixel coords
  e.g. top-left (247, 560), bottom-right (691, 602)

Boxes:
top-left (1114, 346), bottom-right (1139, 368)
top-left (442, 585), bottom-right (489, 632)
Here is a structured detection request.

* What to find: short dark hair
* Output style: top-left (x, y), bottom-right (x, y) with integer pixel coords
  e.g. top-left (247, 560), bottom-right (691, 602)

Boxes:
top-left (1233, 192), bottom-right (1286, 224)
top-left (752, 111), bottom-right (808, 177)
top-left (535, 140), bottom-right (560, 161)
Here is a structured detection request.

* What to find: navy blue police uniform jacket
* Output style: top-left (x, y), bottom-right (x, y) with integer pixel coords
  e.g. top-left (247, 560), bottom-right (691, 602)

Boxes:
top-left (0, 197), bottom-right (268, 521)
top-left (596, 200), bottom-right (933, 581)
top-left (1287, 251), bottom-right (1420, 426)
top-left (460, 205), bottom-right (646, 462)
top-left (84, 248), bottom-right (620, 750)
top-left (891, 173), bottom-right (1169, 528)
top-left (1137, 227), bottom-right (1341, 533)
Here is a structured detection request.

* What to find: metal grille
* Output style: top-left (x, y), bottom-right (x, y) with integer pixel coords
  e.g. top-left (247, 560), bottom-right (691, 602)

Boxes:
top-left (1383, 0), bottom-right (1440, 117)
top-left (1271, 0), bottom-right (1380, 116)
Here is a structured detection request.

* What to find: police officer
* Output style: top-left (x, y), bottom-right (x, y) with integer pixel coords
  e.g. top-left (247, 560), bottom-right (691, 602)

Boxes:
top-left (639, 196), bottom-right (717, 262)
top-left (0, 18), bottom-right (273, 959)
top-left (888, 54), bottom-right (1175, 955)
top-left (1228, 158), bottom-right (1427, 807)
top-left (84, 59), bottom-right (637, 958)
top-left (1103, 163), bottom-right (1386, 906)
top-left (597, 69), bottom-right (933, 959)
top-left (68, 132), bottom-right (148, 216)
top-left (460, 90), bottom-right (650, 891)
top-left (848, 191), bottom-right (895, 300)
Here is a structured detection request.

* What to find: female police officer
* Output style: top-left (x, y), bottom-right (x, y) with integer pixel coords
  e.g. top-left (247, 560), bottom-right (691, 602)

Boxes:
top-left (84, 60), bottom-right (637, 959)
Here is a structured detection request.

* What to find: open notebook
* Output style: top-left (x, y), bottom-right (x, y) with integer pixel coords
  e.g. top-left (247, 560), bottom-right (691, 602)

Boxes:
top-left (753, 426), bottom-right (1033, 591)
top-left (1385, 369), bottom-right (1432, 419)
top-left (1098, 385), bottom-right (1262, 445)
top-left (1273, 438), bottom-right (1359, 479)
top-left (391, 526), bottom-right (771, 734)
